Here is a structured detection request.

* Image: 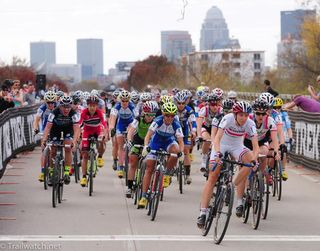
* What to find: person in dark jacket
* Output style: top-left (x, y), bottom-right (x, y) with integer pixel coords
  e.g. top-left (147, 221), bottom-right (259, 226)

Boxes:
top-left (264, 79), bottom-right (279, 97)
top-left (0, 85), bottom-right (15, 113)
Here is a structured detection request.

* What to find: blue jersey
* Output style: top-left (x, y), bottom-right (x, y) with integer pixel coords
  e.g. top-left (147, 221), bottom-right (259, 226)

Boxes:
top-left (270, 109), bottom-right (283, 126)
top-left (176, 105), bottom-right (196, 136)
top-left (149, 115), bottom-right (184, 144)
top-left (36, 103), bottom-right (55, 131)
top-left (111, 102), bottom-right (135, 132)
top-left (280, 110), bottom-right (291, 132)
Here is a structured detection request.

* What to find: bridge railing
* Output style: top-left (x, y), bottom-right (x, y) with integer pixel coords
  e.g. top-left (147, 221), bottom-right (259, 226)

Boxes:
top-left (0, 105), bottom-right (39, 179)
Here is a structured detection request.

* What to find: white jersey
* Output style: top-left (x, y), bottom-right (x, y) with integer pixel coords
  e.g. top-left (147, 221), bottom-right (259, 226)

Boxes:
top-left (219, 113), bottom-right (257, 145)
top-left (247, 115), bottom-right (277, 142)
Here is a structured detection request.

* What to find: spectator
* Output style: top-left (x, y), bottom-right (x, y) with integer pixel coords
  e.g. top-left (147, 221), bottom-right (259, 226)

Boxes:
top-left (284, 95), bottom-right (320, 113)
top-left (24, 83), bottom-right (36, 105)
top-left (307, 75), bottom-right (320, 102)
top-left (11, 80), bottom-right (24, 107)
top-left (0, 85), bottom-right (15, 113)
top-left (264, 79), bottom-right (279, 97)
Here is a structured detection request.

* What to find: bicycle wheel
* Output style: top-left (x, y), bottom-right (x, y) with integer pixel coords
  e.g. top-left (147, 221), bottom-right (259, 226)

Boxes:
top-left (58, 159), bottom-right (64, 204)
top-left (89, 151), bottom-right (94, 196)
top-left (251, 172), bottom-right (263, 230)
top-left (272, 162), bottom-right (278, 198)
top-left (73, 149), bottom-right (80, 183)
top-left (43, 147), bottom-right (50, 190)
top-left (151, 171), bottom-right (162, 221)
top-left (262, 174), bottom-right (269, 220)
top-left (136, 160), bottom-right (146, 208)
top-left (201, 202), bottom-right (215, 236)
top-left (125, 145), bottom-right (129, 186)
top-left (277, 160), bottom-right (283, 201)
top-left (52, 156), bottom-right (60, 208)
top-left (213, 182), bottom-right (234, 244)
top-left (178, 161), bottom-right (183, 194)
top-left (242, 193), bottom-right (250, 224)
top-left (204, 152), bottom-right (210, 181)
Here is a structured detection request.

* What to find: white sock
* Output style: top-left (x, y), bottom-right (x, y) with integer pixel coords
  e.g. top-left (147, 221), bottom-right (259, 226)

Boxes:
top-left (200, 208), bottom-right (208, 216)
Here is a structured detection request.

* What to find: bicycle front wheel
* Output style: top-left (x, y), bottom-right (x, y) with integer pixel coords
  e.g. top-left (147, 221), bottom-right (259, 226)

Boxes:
top-left (277, 160), bottom-right (283, 201)
top-left (43, 147), bottom-right (50, 190)
top-left (262, 174), bottom-right (269, 220)
top-left (251, 172), bottom-right (263, 230)
top-left (124, 145), bottom-right (129, 186)
top-left (151, 171), bottom-right (162, 221)
top-left (89, 152), bottom-right (95, 196)
top-left (213, 182), bottom-right (234, 244)
top-left (178, 161), bottom-right (183, 194)
top-left (52, 156), bottom-right (60, 208)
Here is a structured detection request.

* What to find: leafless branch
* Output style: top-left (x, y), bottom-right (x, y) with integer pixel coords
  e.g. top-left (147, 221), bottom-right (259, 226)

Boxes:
top-left (177, 0), bottom-right (188, 21)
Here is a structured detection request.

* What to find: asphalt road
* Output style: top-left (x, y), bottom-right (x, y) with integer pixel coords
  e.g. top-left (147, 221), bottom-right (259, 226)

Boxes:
top-left (0, 142), bottom-right (320, 251)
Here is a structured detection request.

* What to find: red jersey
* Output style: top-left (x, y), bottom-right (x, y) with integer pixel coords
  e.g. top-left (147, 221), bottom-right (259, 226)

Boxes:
top-left (80, 108), bottom-right (107, 132)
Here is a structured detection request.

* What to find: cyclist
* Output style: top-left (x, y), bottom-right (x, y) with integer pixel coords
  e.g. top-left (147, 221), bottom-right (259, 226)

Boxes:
top-left (174, 91), bottom-right (196, 184)
top-left (137, 102), bottom-right (184, 209)
top-left (125, 101), bottom-right (158, 197)
top-left (197, 101), bottom-right (259, 228)
top-left (79, 94), bottom-right (109, 187)
top-left (109, 90), bottom-right (135, 178)
top-left (227, 90), bottom-right (238, 101)
top-left (260, 92), bottom-right (288, 180)
top-left (196, 94), bottom-right (222, 172)
top-left (41, 96), bottom-right (80, 185)
top-left (274, 97), bottom-right (293, 178)
top-left (34, 91), bottom-right (57, 182)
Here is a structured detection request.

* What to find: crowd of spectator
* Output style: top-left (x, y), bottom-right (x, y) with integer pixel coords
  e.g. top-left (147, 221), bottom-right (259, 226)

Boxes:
top-left (0, 79), bottom-right (37, 114)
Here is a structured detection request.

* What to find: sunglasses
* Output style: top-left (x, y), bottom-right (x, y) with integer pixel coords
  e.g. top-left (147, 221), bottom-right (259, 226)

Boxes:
top-left (177, 102), bottom-right (185, 105)
top-left (145, 113), bottom-right (156, 117)
top-left (121, 100), bottom-right (129, 103)
top-left (47, 102), bottom-right (55, 105)
top-left (255, 112), bottom-right (266, 116)
top-left (209, 102), bottom-right (218, 106)
top-left (164, 114), bottom-right (175, 118)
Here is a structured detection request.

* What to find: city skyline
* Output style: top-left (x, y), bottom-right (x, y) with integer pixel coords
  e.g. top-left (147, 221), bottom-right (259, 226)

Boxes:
top-left (0, 0), bottom-right (305, 70)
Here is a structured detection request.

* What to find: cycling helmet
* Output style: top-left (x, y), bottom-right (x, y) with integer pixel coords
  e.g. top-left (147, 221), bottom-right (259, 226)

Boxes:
top-left (203, 86), bottom-right (210, 93)
top-left (60, 95), bottom-right (73, 106)
top-left (232, 101), bottom-right (252, 114)
top-left (252, 98), bottom-right (269, 112)
top-left (161, 95), bottom-right (173, 104)
top-left (196, 90), bottom-right (205, 98)
top-left (201, 93), bottom-right (209, 102)
top-left (274, 97), bottom-right (284, 107)
top-left (174, 91), bottom-right (188, 103)
top-left (56, 90), bottom-right (64, 98)
top-left (212, 88), bottom-right (224, 99)
top-left (208, 94), bottom-right (220, 103)
top-left (112, 90), bottom-right (120, 99)
top-left (227, 90), bottom-right (237, 99)
top-left (197, 85), bottom-right (205, 91)
top-left (142, 101), bottom-right (158, 114)
top-left (259, 92), bottom-right (274, 107)
top-left (140, 92), bottom-right (151, 102)
top-left (91, 89), bottom-right (100, 97)
top-left (160, 89), bottom-right (168, 96)
top-left (44, 91), bottom-right (56, 102)
top-left (86, 94), bottom-right (99, 104)
top-left (131, 91), bottom-right (140, 103)
top-left (172, 87), bottom-right (180, 95)
top-left (119, 90), bottom-right (130, 101)
top-left (74, 90), bottom-right (83, 99)
top-left (71, 92), bottom-right (81, 104)
top-left (83, 91), bottom-right (90, 100)
top-left (222, 99), bottom-right (235, 110)
top-left (162, 102), bottom-right (178, 114)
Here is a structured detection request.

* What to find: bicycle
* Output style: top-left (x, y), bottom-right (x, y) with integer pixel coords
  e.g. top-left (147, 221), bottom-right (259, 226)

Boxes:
top-left (242, 162), bottom-right (264, 230)
top-left (47, 136), bottom-right (71, 208)
top-left (82, 135), bottom-right (102, 197)
top-left (36, 132), bottom-right (50, 190)
top-left (201, 153), bottom-right (252, 244)
top-left (176, 157), bottom-right (186, 194)
top-left (72, 141), bottom-right (81, 183)
top-left (146, 148), bottom-right (177, 221)
top-left (122, 131), bottom-right (129, 186)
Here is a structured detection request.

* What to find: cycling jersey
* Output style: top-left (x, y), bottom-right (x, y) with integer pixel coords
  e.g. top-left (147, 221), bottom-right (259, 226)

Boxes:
top-left (37, 103), bottom-right (56, 131)
top-left (199, 106), bottom-right (222, 134)
top-left (130, 116), bottom-right (152, 154)
top-left (177, 105), bottom-right (196, 145)
top-left (211, 113), bottom-right (224, 128)
top-left (111, 102), bottom-right (135, 134)
top-left (269, 109), bottom-right (283, 125)
top-left (80, 108), bottom-right (106, 149)
top-left (148, 115), bottom-right (184, 154)
top-left (280, 110), bottom-right (292, 141)
top-left (47, 107), bottom-right (79, 139)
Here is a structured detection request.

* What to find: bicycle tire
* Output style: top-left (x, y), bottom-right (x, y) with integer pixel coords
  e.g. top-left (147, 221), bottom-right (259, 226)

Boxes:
top-left (178, 161), bottom-right (183, 194)
top-left (151, 171), bottom-right (162, 221)
top-left (272, 162), bottom-right (278, 198)
top-left (262, 174), bottom-right (269, 220)
top-left (89, 151), bottom-right (94, 196)
top-left (277, 160), bottom-right (283, 201)
top-left (251, 171), bottom-right (263, 230)
top-left (242, 193), bottom-right (250, 224)
top-left (73, 149), bottom-right (80, 183)
top-left (213, 182), bottom-right (234, 244)
top-left (43, 147), bottom-right (50, 190)
top-left (136, 160), bottom-right (146, 209)
top-left (205, 152), bottom-right (210, 181)
top-left (125, 145), bottom-right (129, 187)
top-left (52, 155), bottom-right (60, 208)
top-left (58, 159), bottom-right (64, 204)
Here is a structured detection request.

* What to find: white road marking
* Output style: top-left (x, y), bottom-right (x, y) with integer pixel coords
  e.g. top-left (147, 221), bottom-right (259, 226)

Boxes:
top-left (1, 235), bottom-right (320, 242)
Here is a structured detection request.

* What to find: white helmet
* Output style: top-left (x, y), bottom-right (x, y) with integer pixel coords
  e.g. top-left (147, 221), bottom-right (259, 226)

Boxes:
top-left (227, 90), bottom-right (237, 99)
top-left (259, 92), bottom-right (274, 107)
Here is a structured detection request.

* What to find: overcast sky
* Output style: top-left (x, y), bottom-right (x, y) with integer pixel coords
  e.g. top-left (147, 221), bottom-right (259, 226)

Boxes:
top-left (0, 0), bottom-right (305, 72)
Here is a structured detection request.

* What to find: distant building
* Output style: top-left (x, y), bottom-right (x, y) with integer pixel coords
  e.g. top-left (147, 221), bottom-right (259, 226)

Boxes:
top-left (161, 31), bottom-right (195, 63)
top-left (200, 6), bottom-right (240, 50)
top-left (186, 49), bottom-right (264, 84)
top-left (281, 9), bottom-right (316, 41)
top-left (30, 41), bottom-right (56, 72)
top-left (47, 64), bottom-right (82, 85)
top-left (77, 38), bottom-right (104, 80)
top-left (108, 61), bottom-right (136, 84)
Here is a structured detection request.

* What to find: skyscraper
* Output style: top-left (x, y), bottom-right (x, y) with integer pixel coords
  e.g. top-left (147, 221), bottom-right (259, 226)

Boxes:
top-left (77, 38), bottom-right (104, 80)
top-left (200, 6), bottom-right (240, 50)
top-left (30, 41), bottom-right (56, 71)
top-left (281, 9), bottom-right (316, 41)
top-left (161, 31), bottom-right (194, 62)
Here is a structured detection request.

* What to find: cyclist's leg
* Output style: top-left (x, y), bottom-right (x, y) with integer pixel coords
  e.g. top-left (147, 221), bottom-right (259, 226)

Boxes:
top-left (80, 136), bottom-right (89, 186)
top-left (116, 132), bottom-right (125, 177)
top-left (127, 151), bottom-right (139, 195)
top-left (63, 137), bottom-right (73, 184)
top-left (38, 145), bottom-right (46, 182)
top-left (183, 136), bottom-right (192, 183)
top-left (166, 141), bottom-right (179, 170)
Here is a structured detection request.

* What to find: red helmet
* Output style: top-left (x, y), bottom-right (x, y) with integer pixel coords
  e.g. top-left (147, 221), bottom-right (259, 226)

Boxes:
top-left (232, 101), bottom-right (252, 114)
top-left (142, 101), bottom-right (158, 114)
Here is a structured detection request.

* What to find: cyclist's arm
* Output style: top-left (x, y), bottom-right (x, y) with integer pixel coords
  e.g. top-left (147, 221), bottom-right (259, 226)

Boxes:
top-left (127, 124), bottom-right (136, 142)
top-left (270, 130), bottom-right (279, 156)
top-left (277, 124), bottom-right (285, 145)
top-left (196, 116), bottom-right (204, 137)
top-left (73, 124), bottom-right (80, 145)
top-left (33, 115), bottom-right (41, 132)
top-left (42, 123), bottom-right (52, 143)
top-left (211, 126), bottom-right (218, 144)
top-left (144, 129), bottom-right (154, 146)
top-left (287, 127), bottom-right (293, 139)
top-left (177, 136), bottom-right (184, 153)
top-left (213, 128), bottom-right (224, 153)
top-left (251, 135), bottom-right (259, 161)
